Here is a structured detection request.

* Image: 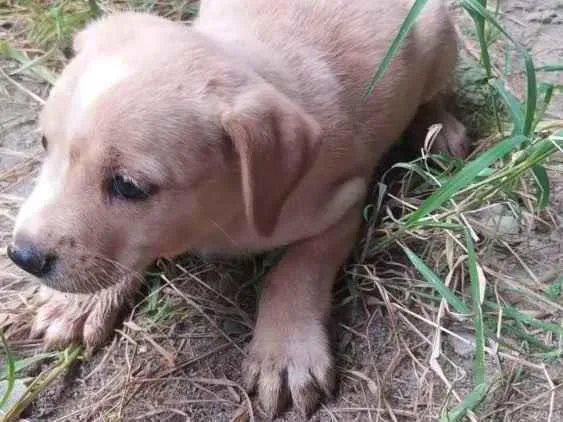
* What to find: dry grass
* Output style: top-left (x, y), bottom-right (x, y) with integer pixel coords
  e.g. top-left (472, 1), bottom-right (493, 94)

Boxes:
top-left (0, 1), bottom-right (562, 421)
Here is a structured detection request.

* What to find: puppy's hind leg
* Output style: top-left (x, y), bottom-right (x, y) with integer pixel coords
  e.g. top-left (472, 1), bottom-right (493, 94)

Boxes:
top-left (30, 276), bottom-right (141, 353)
top-left (406, 95), bottom-right (471, 159)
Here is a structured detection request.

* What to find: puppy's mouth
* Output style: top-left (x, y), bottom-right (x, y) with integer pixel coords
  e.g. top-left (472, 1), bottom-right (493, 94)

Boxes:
top-left (38, 253), bottom-right (140, 294)
top-left (39, 267), bottom-right (136, 294)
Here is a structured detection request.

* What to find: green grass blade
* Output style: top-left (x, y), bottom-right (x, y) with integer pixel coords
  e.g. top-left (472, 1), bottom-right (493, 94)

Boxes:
top-left (468, 0), bottom-right (492, 78)
top-left (401, 245), bottom-right (470, 314)
top-left (441, 382), bottom-right (489, 422)
top-left (0, 353), bottom-right (57, 381)
top-left (485, 302), bottom-right (563, 336)
top-left (501, 322), bottom-right (558, 353)
top-left (88, 0), bottom-right (101, 17)
top-left (464, 228), bottom-right (486, 385)
top-left (0, 333), bottom-right (15, 410)
top-left (490, 80), bottom-right (524, 134)
top-left (535, 64), bottom-right (563, 72)
top-left (365, 0), bottom-right (430, 96)
top-left (405, 135), bottom-right (528, 224)
top-left (545, 277), bottom-right (562, 301)
top-left (0, 41), bottom-right (58, 85)
top-left (2, 347), bottom-right (82, 421)
top-left (530, 164), bottom-right (550, 209)
top-left (536, 83), bottom-right (556, 129)
top-left (522, 51), bottom-right (537, 136)
top-left (387, 162), bottom-right (443, 187)
top-left (551, 129), bottom-right (563, 140)
top-left (460, 0), bottom-right (537, 136)
top-left (526, 138), bottom-right (559, 162)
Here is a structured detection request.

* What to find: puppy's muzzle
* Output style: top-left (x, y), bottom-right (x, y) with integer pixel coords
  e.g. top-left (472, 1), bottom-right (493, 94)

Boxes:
top-left (7, 240), bottom-right (57, 278)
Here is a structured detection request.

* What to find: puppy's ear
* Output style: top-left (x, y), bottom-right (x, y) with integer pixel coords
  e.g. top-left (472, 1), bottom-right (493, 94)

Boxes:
top-left (221, 85), bottom-right (321, 237)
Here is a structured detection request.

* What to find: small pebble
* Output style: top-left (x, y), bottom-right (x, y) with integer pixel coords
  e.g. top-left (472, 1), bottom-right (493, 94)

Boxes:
top-left (447, 332), bottom-right (476, 357)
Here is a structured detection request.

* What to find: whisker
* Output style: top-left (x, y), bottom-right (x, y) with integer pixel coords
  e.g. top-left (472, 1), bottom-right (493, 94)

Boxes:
top-left (207, 216), bottom-right (238, 247)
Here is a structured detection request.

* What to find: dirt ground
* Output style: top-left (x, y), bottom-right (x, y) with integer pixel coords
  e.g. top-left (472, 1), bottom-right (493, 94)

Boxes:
top-left (0, 1), bottom-right (561, 421)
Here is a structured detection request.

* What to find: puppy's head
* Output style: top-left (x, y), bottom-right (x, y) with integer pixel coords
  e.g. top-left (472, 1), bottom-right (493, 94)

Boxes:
top-left (8, 13), bottom-right (320, 293)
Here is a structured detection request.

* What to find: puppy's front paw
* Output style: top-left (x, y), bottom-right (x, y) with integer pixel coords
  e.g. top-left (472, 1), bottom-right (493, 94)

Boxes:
top-left (30, 282), bottom-right (136, 353)
top-left (243, 322), bottom-right (334, 419)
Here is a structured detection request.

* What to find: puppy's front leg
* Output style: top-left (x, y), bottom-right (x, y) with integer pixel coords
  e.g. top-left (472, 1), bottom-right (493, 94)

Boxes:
top-left (30, 276), bottom-right (141, 353)
top-left (244, 206), bottom-right (363, 418)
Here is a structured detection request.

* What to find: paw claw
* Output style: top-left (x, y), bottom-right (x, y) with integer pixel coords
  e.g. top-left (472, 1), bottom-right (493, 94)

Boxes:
top-left (29, 318), bottom-right (47, 340)
top-left (30, 299), bottom-right (63, 340)
top-left (242, 358), bottom-right (260, 394)
top-left (83, 303), bottom-right (121, 352)
top-left (290, 364), bottom-right (334, 418)
top-left (293, 383), bottom-right (320, 419)
top-left (29, 326), bottom-right (45, 340)
top-left (43, 318), bottom-right (82, 348)
top-left (244, 322), bottom-right (334, 419)
top-left (311, 365), bottom-right (336, 397)
top-left (258, 367), bottom-right (290, 419)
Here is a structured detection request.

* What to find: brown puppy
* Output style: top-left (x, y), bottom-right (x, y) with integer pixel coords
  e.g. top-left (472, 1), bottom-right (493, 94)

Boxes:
top-left (8, 0), bottom-right (468, 417)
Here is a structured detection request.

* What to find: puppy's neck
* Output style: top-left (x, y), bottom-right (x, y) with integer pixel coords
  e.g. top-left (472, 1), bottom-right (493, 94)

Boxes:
top-left (193, 23), bottom-right (297, 99)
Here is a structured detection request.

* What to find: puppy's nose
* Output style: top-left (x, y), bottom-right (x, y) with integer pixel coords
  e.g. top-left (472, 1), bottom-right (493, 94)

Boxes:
top-left (7, 242), bottom-right (55, 278)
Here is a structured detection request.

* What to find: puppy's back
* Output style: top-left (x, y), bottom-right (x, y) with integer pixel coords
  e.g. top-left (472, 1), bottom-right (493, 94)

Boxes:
top-left (197, 0), bottom-right (457, 154)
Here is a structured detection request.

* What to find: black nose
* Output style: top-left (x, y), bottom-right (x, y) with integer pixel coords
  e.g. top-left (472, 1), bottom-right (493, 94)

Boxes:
top-left (7, 243), bottom-right (55, 278)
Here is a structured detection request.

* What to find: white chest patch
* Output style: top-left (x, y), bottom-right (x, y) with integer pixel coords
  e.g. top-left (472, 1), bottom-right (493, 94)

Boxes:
top-left (322, 177), bottom-right (367, 225)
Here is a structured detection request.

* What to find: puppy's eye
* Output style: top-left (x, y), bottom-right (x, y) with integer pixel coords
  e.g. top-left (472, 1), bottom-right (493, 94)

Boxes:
top-left (41, 136), bottom-right (48, 150)
top-left (111, 174), bottom-right (152, 201)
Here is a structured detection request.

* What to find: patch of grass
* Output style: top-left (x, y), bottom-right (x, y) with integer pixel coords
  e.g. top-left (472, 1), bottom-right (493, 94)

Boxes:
top-left (126, 0), bottom-right (199, 19)
top-left (0, 332), bottom-right (81, 421)
top-left (356, 0), bottom-right (562, 418)
top-left (140, 277), bottom-right (176, 325)
top-left (22, 0), bottom-right (95, 51)
top-left (0, 0), bottom-right (198, 77)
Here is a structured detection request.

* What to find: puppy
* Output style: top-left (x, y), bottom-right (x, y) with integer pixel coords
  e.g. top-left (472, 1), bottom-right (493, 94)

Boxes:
top-left (8, 0), bottom-right (468, 418)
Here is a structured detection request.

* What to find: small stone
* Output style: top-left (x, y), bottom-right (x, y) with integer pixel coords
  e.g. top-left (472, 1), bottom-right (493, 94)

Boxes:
top-left (473, 203), bottom-right (521, 236)
top-left (0, 379), bottom-right (28, 416)
top-left (448, 332), bottom-right (476, 357)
